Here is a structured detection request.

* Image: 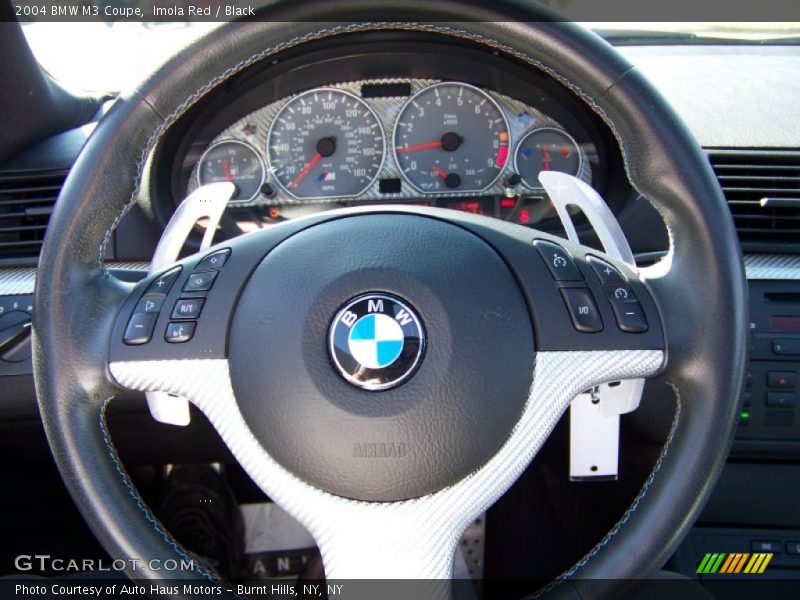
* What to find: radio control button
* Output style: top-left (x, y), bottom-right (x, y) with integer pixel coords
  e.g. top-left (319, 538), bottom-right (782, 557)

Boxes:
top-left (124, 313), bottom-right (157, 345)
top-left (146, 267), bottom-right (182, 295)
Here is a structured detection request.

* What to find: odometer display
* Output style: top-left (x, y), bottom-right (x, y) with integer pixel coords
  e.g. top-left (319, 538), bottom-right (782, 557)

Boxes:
top-left (267, 89), bottom-right (384, 199)
top-left (393, 83), bottom-right (510, 193)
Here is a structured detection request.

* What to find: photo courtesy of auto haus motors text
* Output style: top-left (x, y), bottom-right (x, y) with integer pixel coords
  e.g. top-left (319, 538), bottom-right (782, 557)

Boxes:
top-left (13, 583), bottom-right (344, 598)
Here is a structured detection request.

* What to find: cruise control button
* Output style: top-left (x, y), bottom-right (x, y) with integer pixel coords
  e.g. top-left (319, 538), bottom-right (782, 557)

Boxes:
top-left (195, 248), bottom-right (230, 272)
top-left (609, 299), bottom-right (649, 333)
top-left (165, 321), bottom-right (196, 343)
top-left (183, 270), bottom-right (218, 292)
top-left (123, 313), bottom-right (157, 345)
top-left (171, 298), bottom-right (204, 320)
top-left (560, 288), bottom-right (603, 333)
top-left (136, 294), bottom-right (165, 314)
top-left (587, 256), bottom-right (626, 286)
top-left (146, 266), bottom-right (182, 295)
top-left (534, 240), bottom-right (583, 281)
top-left (605, 283), bottom-right (637, 303)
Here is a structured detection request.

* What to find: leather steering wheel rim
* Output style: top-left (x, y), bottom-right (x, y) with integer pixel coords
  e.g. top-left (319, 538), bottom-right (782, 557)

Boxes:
top-left (33, 2), bottom-right (747, 597)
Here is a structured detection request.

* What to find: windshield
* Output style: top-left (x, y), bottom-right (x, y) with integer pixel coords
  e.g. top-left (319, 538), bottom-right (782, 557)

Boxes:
top-left (22, 21), bottom-right (800, 95)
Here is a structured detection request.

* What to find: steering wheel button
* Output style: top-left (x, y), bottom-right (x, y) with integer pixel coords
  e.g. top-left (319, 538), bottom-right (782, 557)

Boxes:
top-left (136, 294), bottom-right (165, 314)
top-left (165, 321), bottom-right (196, 344)
top-left (171, 298), bottom-right (204, 320)
top-left (195, 248), bottom-right (231, 272)
top-left (183, 270), bottom-right (218, 292)
top-left (123, 313), bottom-right (157, 345)
top-left (560, 288), bottom-right (603, 332)
top-left (609, 299), bottom-right (649, 333)
top-left (533, 240), bottom-right (583, 281)
top-left (604, 282), bottom-right (638, 303)
top-left (145, 266), bottom-right (182, 295)
top-left (587, 256), bottom-right (626, 285)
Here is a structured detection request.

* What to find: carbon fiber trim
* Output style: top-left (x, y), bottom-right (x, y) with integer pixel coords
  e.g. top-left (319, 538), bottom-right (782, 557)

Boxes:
top-left (0, 262), bottom-right (149, 296)
top-left (110, 349), bottom-right (663, 579)
top-left (744, 253), bottom-right (800, 280)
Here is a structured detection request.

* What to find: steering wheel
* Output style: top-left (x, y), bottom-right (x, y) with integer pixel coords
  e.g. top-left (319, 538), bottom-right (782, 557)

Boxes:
top-left (33, 2), bottom-right (747, 598)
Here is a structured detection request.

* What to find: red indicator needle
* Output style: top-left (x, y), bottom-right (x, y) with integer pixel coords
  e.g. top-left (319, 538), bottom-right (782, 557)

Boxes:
top-left (396, 140), bottom-right (443, 154)
top-left (222, 159), bottom-right (232, 182)
top-left (290, 152), bottom-right (322, 189)
top-left (542, 146), bottom-right (551, 171)
top-left (431, 165), bottom-right (448, 179)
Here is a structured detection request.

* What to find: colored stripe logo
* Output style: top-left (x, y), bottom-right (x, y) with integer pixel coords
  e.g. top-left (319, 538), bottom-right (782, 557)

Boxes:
top-left (696, 553), bottom-right (773, 574)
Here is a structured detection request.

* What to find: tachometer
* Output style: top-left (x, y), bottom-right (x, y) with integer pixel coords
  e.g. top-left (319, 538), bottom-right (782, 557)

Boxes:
top-left (267, 88), bottom-right (384, 199)
top-left (393, 82), bottom-right (509, 193)
top-left (197, 140), bottom-right (265, 202)
top-left (514, 127), bottom-right (581, 189)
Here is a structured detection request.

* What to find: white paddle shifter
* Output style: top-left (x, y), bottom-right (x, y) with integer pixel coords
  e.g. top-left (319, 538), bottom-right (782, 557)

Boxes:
top-left (538, 171), bottom-right (645, 480)
top-left (145, 181), bottom-right (235, 425)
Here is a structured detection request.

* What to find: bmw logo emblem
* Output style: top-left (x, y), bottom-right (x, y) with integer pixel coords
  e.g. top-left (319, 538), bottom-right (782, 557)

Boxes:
top-left (328, 293), bottom-right (426, 391)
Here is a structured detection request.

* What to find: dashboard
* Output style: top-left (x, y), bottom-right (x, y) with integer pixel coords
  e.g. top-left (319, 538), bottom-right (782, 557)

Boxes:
top-left (154, 37), bottom-right (631, 241)
top-left (183, 78), bottom-right (595, 228)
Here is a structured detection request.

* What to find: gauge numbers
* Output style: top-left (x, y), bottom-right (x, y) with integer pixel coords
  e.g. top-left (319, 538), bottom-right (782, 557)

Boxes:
top-left (267, 89), bottom-right (385, 199)
top-left (393, 83), bottom-right (510, 193)
top-left (197, 140), bottom-right (265, 202)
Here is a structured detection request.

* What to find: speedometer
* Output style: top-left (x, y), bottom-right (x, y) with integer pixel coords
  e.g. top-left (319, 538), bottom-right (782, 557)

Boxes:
top-left (267, 88), bottom-right (384, 199)
top-left (393, 82), bottom-right (509, 193)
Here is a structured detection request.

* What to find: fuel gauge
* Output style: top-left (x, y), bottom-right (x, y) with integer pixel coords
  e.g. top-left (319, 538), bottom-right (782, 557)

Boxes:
top-left (197, 140), bottom-right (266, 202)
top-left (514, 128), bottom-right (581, 189)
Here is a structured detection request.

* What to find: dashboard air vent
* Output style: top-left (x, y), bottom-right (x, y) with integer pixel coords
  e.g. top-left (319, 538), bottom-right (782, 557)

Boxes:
top-left (0, 169), bottom-right (66, 260)
top-left (708, 151), bottom-right (800, 250)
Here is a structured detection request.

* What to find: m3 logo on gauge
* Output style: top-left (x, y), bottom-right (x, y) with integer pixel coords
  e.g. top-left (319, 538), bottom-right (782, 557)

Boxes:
top-left (393, 82), bottom-right (510, 193)
top-left (267, 88), bottom-right (385, 200)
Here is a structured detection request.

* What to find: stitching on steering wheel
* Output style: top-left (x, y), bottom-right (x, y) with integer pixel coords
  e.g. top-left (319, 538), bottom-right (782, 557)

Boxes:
top-left (94, 21), bottom-right (674, 584)
top-left (532, 392), bottom-right (682, 597)
top-left (98, 397), bottom-right (221, 583)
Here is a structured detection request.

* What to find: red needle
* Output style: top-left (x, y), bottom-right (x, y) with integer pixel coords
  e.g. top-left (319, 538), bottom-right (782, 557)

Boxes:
top-left (431, 165), bottom-right (448, 179)
top-left (290, 152), bottom-right (322, 189)
top-left (222, 159), bottom-right (232, 181)
top-left (542, 146), bottom-right (551, 171)
top-left (396, 140), bottom-right (443, 154)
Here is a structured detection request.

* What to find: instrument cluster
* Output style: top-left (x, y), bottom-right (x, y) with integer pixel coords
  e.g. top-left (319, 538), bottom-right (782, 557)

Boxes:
top-left (185, 79), bottom-right (599, 227)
